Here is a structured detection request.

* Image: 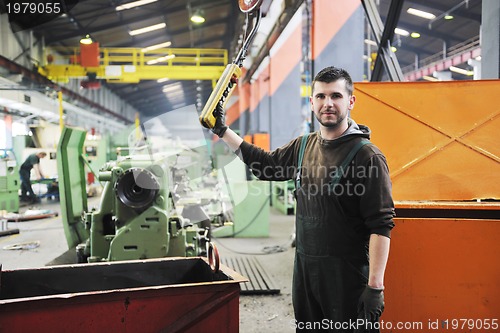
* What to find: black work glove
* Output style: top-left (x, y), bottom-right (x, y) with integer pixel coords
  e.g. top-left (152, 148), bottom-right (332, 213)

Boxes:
top-left (211, 105), bottom-right (228, 138)
top-left (357, 286), bottom-right (385, 323)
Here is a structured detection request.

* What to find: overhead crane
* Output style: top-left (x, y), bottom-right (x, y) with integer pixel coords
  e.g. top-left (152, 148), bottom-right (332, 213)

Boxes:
top-left (37, 45), bottom-right (228, 84)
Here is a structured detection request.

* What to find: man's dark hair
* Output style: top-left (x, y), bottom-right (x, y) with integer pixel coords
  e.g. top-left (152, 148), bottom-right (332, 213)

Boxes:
top-left (312, 66), bottom-right (354, 96)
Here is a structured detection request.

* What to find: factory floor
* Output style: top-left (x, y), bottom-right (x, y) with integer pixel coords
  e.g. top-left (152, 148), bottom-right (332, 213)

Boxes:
top-left (0, 196), bottom-right (297, 333)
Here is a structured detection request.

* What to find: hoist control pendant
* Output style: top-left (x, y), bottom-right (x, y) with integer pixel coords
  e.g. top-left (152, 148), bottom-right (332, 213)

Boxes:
top-left (199, 0), bottom-right (262, 130)
top-left (200, 64), bottom-right (241, 129)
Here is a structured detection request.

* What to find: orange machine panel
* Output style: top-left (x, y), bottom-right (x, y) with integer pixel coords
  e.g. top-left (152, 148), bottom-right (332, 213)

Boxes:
top-left (382, 217), bottom-right (500, 332)
top-left (353, 80), bottom-right (500, 201)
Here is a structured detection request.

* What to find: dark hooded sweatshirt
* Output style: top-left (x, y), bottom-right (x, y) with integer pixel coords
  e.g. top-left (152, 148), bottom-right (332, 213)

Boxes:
top-left (239, 119), bottom-right (395, 253)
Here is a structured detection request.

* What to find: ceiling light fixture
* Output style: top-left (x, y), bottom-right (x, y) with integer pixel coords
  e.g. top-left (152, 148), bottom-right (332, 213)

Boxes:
top-left (449, 66), bottom-right (474, 76)
top-left (162, 82), bottom-right (182, 93)
top-left (394, 28), bottom-right (409, 36)
top-left (79, 34), bottom-right (93, 44)
top-left (157, 77), bottom-right (170, 83)
top-left (390, 46), bottom-right (397, 53)
top-left (165, 91), bottom-right (185, 99)
top-left (407, 8), bottom-right (436, 20)
top-left (190, 10), bottom-right (205, 24)
top-left (141, 41), bottom-right (172, 52)
top-left (444, 14), bottom-right (454, 20)
top-left (364, 39), bottom-right (377, 46)
top-left (422, 75), bottom-right (439, 82)
top-left (147, 54), bottom-right (175, 65)
top-left (410, 32), bottom-right (421, 38)
top-left (129, 23), bottom-right (166, 36)
top-left (116, 0), bottom-right (157, 11)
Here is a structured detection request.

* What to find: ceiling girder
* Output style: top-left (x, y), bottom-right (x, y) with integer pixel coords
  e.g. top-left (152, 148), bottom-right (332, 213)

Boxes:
top-left (362, 0), bottom-right (404, 81)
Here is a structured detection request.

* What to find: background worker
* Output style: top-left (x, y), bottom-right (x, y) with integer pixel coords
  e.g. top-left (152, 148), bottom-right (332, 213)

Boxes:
top-left (19, 151), bottom-right (47, 203)
top-left (203, 66), bottom-right (395, 332)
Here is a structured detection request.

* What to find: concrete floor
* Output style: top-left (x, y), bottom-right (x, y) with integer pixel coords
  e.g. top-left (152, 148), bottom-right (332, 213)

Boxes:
top-left (0, 198), bottom-right (78, 270)
top-left (0, 196), bottom-right (297, 332)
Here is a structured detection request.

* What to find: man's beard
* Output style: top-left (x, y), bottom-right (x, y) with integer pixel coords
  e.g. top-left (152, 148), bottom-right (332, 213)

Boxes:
top-left (314, 110), bottom-right (347, 128)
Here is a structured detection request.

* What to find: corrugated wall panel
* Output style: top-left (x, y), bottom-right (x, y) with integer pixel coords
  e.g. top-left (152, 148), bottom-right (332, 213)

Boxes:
top-left (268, 16), bottom-right (302, 149)
top-left (312, 0), bottom-right (361, 61)
top-left (313, 0), bottom-right (364, 81)
top-left (269, 19), bottom-right (303, 96)
top-left (270, 62), bottom-right (303, 149)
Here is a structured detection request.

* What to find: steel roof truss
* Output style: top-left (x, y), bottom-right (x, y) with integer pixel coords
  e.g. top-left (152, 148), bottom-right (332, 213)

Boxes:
top-left (362, 0), bottom-right (404, 81)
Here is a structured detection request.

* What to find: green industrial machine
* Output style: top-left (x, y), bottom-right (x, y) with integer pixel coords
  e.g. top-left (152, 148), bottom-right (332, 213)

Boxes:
top-left (271, 180), bottom-right (296, 215)
top-left (0, 149), bottom-right (20, 213)
top-left (57, 126), bottom-right (209, 263)
top-left (211, 152), bottom-right (270, 238)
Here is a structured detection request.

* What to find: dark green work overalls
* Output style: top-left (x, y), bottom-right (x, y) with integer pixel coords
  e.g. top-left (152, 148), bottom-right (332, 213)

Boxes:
top-left (293, 133), bottom-right (374, 333)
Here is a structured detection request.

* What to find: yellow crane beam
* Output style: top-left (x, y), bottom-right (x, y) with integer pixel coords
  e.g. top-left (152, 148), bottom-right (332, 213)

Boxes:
top-left (38, 47), bottom-right (228, 83)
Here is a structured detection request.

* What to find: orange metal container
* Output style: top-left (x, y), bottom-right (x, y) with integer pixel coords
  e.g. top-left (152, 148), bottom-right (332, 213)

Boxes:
top-left (351, 81), bottom-right (500, 331)
top-left (253, 132), bottom-right (270, 151)
top-left (0, 257), bottom-right (247, 333)
top-left (243, 132), bottom-right (270, 151)
top-left (353, 80), bottom-right (500, 201)
top-left (80, 42), bottom-right (100, 67)
top-left (383, 213), bottom-right (500, 332)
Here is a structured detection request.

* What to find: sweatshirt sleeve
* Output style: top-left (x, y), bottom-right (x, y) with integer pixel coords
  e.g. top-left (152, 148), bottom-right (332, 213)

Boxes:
top-left (358, 152), bottom-right (396, 238)
top-left (238, 139), bottom-right (300, 181)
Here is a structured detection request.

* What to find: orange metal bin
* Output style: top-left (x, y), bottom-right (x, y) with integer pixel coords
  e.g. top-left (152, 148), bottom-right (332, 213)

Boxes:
top-left (352, 81), bottom-right (500, 331)
top-left (0, 257), bottom-right (247, 333)
top-left (381, 202), bottom-right (500, 332)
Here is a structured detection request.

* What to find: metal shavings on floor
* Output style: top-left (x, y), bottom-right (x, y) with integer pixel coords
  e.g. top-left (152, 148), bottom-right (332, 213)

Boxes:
top-left (3, 241), bottom-right (41, 250)
top-left (221, 256), bottom-right (280, 295)
top-left (4, 210), bottom-right (58, 222)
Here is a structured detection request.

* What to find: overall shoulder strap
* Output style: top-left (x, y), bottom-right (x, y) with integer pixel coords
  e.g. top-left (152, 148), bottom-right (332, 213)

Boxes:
top-left (296, 133), bottom-right (310, 189)
top-left (330, 139), bottom-right (371, 187)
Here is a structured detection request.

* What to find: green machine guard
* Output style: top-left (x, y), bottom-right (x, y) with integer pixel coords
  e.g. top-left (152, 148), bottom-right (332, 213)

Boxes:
top-left (57, 126), bottom-right (90, 250)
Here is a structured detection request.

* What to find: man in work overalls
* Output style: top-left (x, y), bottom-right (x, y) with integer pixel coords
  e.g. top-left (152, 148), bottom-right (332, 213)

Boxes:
top-left (206, 66), bottom-right (395, 332)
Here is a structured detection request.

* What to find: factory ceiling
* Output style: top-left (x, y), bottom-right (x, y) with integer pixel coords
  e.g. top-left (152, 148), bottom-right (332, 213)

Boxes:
top-left (5, 0), bottom-right (483, 119)
top-left (376, 0), bottom-right (482, 81)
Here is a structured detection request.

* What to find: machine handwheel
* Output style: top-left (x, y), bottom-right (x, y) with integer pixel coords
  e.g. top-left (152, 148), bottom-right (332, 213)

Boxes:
top-left (207, 242), bottom-right (220, 273)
